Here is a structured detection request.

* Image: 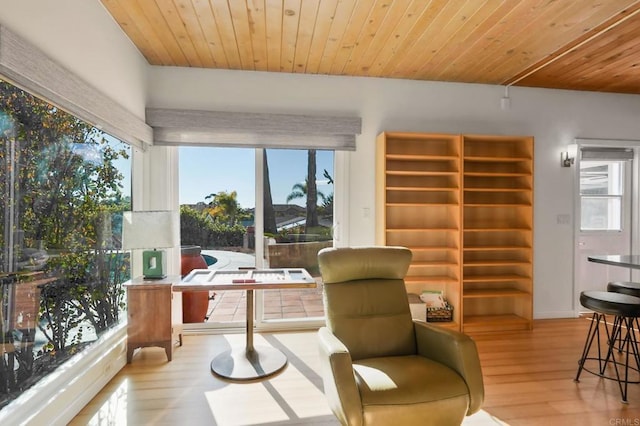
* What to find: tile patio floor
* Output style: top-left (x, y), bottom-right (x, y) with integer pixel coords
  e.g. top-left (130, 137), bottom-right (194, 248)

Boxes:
top-left (199, 249), bottom-right (325, 322)
top-left (205, 278), bottom-right (325, 322)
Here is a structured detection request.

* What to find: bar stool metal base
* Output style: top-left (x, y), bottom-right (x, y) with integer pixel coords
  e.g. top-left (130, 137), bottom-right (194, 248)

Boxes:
top-left (610, 315), bottom-right (640, 357)
top-left (608, 281), bottom-right (640, 355)
top-left (575, 291), bottom-right (640, 403)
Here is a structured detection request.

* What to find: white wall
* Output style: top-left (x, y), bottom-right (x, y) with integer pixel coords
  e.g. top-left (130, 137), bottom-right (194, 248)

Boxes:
top-left (147, 67), bottom-right (640, 319)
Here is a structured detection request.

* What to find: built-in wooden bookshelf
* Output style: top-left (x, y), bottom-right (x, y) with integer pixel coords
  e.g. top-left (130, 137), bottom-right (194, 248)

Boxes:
top-left (376, 132), bottom-right (462, 330)
top-left (376, 132), bottom-right (534, 333)
top-left (462, 134), bottom-right (533, 333)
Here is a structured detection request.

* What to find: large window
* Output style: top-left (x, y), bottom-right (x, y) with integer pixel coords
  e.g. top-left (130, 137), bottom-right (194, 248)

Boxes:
top-left (0, 79), bottom-right (131, 409)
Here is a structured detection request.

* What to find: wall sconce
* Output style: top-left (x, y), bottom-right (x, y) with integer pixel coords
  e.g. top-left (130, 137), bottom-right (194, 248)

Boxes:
top-left (561, 144), bottom-right (578, 167)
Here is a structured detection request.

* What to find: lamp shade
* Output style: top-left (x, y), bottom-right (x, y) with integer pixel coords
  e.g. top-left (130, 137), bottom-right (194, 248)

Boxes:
top-left (122, 210), bottom-right (178, 250)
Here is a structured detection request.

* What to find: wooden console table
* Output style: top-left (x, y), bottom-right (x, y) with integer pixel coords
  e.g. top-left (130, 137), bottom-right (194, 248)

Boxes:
top-left (124, 276), bottom-right (182, 363)
top-left (175, 268), bottom-right (316, 380)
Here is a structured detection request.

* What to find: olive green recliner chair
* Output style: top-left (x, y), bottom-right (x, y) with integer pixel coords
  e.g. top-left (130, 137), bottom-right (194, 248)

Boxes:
top-left (317, 246), bottom-right (484, 426)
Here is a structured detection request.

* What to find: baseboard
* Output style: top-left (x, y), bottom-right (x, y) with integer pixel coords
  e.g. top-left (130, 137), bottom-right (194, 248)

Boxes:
top-left (0, 323), bottom-right (127, 426)
top-left (534, 310), bottom-right (579, 320)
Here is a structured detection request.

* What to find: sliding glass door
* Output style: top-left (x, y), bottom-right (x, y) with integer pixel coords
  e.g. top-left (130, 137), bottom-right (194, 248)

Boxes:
top-left (178, 147), bottom-right (334, 330)
top-left (259, 149), bottom-right (333, 325)
top-left (178, 146), bottom-right (255, 329)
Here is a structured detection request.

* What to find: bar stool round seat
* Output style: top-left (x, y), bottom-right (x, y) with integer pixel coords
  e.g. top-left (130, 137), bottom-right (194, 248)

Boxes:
top-left (580, 291), bottom-right (640, 317)
top-left (607, 281), bottom-right (640, 298)
top-left (575, 290), bottom-right (640, 403)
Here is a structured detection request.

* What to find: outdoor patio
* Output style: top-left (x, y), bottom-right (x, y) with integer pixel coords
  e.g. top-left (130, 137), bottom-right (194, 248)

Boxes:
top-left (199, 250), bottom-right (325, 322)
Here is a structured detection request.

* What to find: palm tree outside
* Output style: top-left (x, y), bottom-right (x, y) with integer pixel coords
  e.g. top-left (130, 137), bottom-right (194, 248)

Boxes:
top-left (285, 180), bottom-right (326, 205)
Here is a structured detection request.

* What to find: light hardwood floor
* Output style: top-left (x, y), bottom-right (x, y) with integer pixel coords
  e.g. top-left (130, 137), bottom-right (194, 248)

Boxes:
top-left (71, 318), bottom-right (640, 425)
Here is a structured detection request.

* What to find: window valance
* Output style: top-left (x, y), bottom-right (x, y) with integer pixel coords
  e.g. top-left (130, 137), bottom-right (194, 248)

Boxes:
top-left (580, 147), bottom-right (634, 161)
top-left (146, 108), bottom-right (361, 151)
top-left (0, 25), bottom-right (152, 148)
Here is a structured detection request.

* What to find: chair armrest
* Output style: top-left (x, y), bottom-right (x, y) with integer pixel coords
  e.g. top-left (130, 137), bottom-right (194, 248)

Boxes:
top-left (318, 327), bottom-right (363, 426)
top-left (414, 321), bottom-right (484, 415)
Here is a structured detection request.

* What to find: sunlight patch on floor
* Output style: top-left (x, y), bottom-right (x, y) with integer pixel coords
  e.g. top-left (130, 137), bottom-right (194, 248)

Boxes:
top-left (84, 380), bottom-right (128, 425)
top-left (204, 333), bottom-right (333, 426)
top-left (463, 409), bottom-right (510, 425)
top-left (205, 383), bottom-right (290, 425)
top-left (204, 363), bottom-right (332, 425)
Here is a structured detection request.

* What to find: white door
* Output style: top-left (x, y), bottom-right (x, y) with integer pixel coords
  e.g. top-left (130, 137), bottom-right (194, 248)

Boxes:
top-left (575, 149), bottom-right (634, 312)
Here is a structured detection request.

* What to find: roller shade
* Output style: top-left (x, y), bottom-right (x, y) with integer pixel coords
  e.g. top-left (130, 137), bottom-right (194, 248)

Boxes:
top-left (0, 26), bottom-right (153, 148)
top-left (581, 147), bottom-right (634, 160)
top-left (146, 108), bottom-right (361, 151)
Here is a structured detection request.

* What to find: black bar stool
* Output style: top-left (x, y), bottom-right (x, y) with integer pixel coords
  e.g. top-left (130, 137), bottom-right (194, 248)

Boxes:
top-left (607, 281), bottom-right (640, 297)
top-left (575, 290), bottom-right (640, 403)
top-left (607, 282), bottom-right (640, 354)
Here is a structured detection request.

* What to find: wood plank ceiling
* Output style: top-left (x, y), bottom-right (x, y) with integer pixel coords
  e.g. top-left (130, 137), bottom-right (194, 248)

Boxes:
top-left (100, 0), bottom-right (640, 95)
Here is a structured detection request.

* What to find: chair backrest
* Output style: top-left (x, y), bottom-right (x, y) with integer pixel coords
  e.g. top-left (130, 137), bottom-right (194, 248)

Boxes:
top-left (318, 246), bottom-right (415, 361)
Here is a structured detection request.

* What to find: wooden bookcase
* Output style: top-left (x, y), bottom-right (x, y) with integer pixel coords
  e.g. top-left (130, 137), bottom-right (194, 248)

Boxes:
top-left (376, 132), bottom-right (462, 330)
top-left (376, 132), bottom-right (533, 333)
top-left (462, 134), bottom-right (533, 333)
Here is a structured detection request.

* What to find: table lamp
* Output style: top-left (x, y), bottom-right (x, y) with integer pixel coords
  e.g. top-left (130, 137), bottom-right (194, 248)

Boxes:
top-left (122, 210), bottom-right (178, 279)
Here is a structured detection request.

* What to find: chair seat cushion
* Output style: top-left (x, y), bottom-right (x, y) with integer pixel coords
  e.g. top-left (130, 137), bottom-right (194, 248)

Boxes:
top-left (353, 355), bottom-right (469, 406)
